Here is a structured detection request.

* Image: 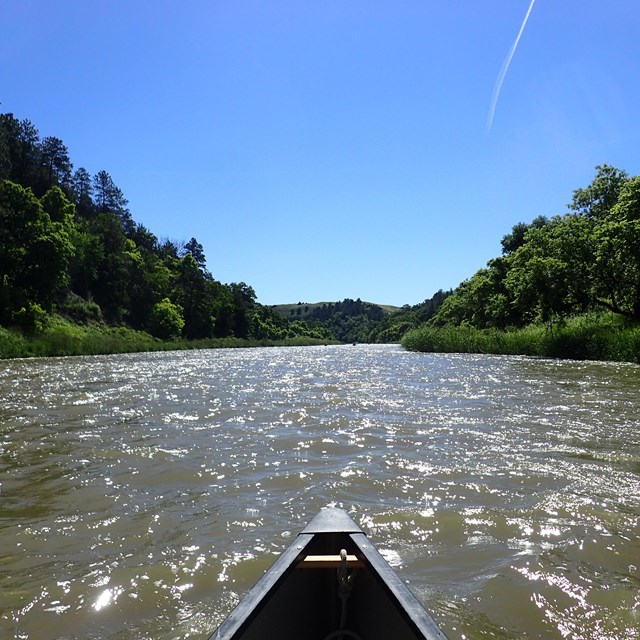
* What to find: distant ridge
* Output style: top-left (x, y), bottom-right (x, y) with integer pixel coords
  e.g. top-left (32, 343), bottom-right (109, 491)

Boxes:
top-left (271, 301), bottom-right (403, 319)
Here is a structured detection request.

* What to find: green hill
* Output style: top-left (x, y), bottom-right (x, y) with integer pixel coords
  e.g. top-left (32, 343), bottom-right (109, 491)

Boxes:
top-left (271, 300), bottom-right (402, 319)
top-left (268, 296), bottom-right (448, 344)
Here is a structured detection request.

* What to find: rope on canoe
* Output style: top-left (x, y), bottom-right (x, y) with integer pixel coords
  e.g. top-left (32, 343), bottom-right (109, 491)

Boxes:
top-left (322, 550), bottom-right (364, 640)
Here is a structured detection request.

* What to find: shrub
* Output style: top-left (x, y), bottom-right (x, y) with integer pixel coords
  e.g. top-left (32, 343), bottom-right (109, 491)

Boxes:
top-left (150, 298), bottom-right (185, 340)
top-left (59, 296), bottom-right (103, 324)
top-left (11, 303), bottom-right (47, 334)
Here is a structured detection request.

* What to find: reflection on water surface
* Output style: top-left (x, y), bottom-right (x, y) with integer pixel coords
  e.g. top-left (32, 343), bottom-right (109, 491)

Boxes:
top-left (1, 345), bottom-right (639, 638)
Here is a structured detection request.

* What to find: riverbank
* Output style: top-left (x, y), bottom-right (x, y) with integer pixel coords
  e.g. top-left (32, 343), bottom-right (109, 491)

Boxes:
top-left (401, 313), bottom-right (640, 363)
top-left (0, 317), bottom-right (337, 359)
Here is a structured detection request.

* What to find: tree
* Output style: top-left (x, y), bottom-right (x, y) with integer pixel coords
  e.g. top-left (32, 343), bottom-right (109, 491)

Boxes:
top-left (0, 181), bottom-right (75, 324)
top-left (93, 170), bottom-right (133, 233)
top-left (503, 216), bottom-right (593, 327)
top-left (229, 282), bottom-right (257, 338)
top-left (431, 259), bottom-right (515, 328)
top-left (150, 298), bottom-right (184, 339)
top-left (591, 176), bottom-right (640, 319)
top-left (9, 119), bottom-right (41, 191)
top-left (86, 212), bottom-right (131, 323)
top-left (0, 115), bottom-right (11, 180)
top-left (0, 115), bottom-right (41, 189)
top-left (40, 185), bottom-right (75, 223)
top-left (129, 223), bottom-right (158, 253)
top-left (506, 253), bottom-right (571, 329)
top-left (68, 220), bottom-right (103, 300)
top-left (121, 240), bottom-right (158, 330)
top-left (159, 239), bottom-right (180, 260)
top-left (183, 237), bottom-right (207, 271)
top-left (175, 254), bottom-right (215, 338)
top-left (71, 167), bottom-right (94, 218)
top-left (501, 216), bottom-right (548, 255)
top-left (570, 164), bottom-right (629, 220)
top-left (39, 136), bottom-right (72, 190)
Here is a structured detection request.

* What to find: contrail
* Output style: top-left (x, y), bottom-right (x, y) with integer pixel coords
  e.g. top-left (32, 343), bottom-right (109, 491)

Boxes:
top-left (486, 0), bottom-right (537, 132)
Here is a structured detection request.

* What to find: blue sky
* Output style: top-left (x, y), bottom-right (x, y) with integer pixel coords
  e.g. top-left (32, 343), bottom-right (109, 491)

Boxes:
top-left (2, 1), bottom-right (639, 306)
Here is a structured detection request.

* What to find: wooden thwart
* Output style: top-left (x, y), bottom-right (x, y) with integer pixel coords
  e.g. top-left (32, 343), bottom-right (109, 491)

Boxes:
top-left (209, 508), bottom-right (448, 640)
top-left (297, 554), bottom-right (364, 569)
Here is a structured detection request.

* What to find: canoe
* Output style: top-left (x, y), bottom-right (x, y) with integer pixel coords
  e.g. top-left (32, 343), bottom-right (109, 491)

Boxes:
top-left (209, 507), bottom-right (447, 640)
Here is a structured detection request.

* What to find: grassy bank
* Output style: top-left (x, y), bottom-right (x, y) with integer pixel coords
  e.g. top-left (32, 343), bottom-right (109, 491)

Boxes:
top-left (401, 314), bottom-right (640, 363)
top-left (0, 317), bottom-right (338, 360)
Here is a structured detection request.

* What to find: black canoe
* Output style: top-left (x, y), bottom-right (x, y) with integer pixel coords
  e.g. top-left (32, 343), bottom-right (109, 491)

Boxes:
top-left (209, 508), bottom-right (447, 640)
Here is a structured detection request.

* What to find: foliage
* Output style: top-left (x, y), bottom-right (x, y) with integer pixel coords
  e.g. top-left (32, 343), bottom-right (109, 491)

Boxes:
top-left (402, 312), bottom-right (640, 363)
top-left (0, 109), bottom-right (336, 352)
top-left (0, 315), bottom-right (339, 359)
top-left (11, 302), bottom-right (48, 334)
top-left (429, 165), bottom-right (640, 333)
top-left (3, 109), bottom-right (639, 362)
top-left (270, 293), bottom-right (450, 343)
top-left (365, 290), bottom-right (451, 342)
top-left (150, 298), bottom-right (185, 339)
top-left (58, 294), bottom-right (103, 324)
top-left (0, 180), bottom-right (75, 325)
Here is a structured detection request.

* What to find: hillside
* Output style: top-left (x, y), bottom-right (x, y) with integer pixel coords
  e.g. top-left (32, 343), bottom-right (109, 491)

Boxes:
top-left (272, 300), bottom-right (403, 319)
top-left (0, 111), bottom-right (333, 346)
top-left (271, 295), bottom-right (449, 344)
top-left (0, 109), bottom-right (451, 353)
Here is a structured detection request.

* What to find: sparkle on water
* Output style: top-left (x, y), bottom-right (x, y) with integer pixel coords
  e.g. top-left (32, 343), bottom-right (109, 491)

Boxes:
top-left (1, 345), bottom-right (639, 639)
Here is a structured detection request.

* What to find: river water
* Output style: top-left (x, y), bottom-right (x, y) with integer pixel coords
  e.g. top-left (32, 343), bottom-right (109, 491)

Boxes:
top-left (1, 344), bottom-right (639, 639)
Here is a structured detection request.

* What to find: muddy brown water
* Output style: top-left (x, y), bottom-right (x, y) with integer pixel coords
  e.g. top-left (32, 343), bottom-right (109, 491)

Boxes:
top-left (1, 345), bottom-right (638, 638)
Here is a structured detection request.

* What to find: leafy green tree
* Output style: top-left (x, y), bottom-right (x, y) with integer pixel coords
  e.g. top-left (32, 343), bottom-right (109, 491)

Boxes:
top-left (0, 116), bottom-right (11, 180)
top-left (150, 298), bottom-right (184, 339)
top-left (0, 181), bottom-right (74, 324)
top-left (229, 282), bottom-right (257, 338)
top-left (570, 164), bottom-right (629, 220)
top-left (86, 212), bottom-right (131, 323)
top-left (40, 185), bottom-right (75, 223)
top-left (93, 170), bottom-right (125, 212)
top-left (129, 223), bottom-right (158, 253)
top-left (159, 239), bottom-right (180, 259)
top-left (502, 214), bottom-right (593, 327)
top-left (93, 170), bottom-right (133, 234)
top-left (0, 115), bottom-right (41, 190)
top-left (431, 259), bottom-right (515, 328)
top-left (30, 188), bottom-right (75, 299)
top-left (11, 301), bottom-right (47, 333)
top-left (211, 283), bottom-right (235, 337)
top-left (10, 119), bottom-right (41, 191)
top-left (121, 240), bottom-right (156, 329)
top-left (501, 216), bottom-right (548, 255)
top-left (506, 253), bottom-right (571, 328)
top-left (67, 221), bottom-right (103, 300)
top-left (251, 305), bottom-right (289, 340)
top-left (591, 176), bottom-right (640, 319)
top-left (175, 254), bottom-right (216, 338)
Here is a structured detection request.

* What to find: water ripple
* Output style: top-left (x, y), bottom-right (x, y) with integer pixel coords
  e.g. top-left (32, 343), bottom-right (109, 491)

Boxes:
top-left (1, 346), bottom-right (639, 638)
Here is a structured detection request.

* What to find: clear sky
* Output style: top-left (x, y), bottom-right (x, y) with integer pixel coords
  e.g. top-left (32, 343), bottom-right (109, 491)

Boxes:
top-left (2, 1), bottom-right (639, 306)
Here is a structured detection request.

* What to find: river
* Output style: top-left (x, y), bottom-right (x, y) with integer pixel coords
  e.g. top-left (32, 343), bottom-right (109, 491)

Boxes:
top-left (1, 344), bottom-right (639, 639)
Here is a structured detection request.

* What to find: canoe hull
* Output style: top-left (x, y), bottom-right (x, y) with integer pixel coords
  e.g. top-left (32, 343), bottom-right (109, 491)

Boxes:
top-left (209, 508), bottom-right (447, 640)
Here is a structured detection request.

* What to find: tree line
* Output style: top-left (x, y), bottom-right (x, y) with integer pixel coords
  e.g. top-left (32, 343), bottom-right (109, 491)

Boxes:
top-left (428, 165), bottom-right (640, 332)
top-left (7, 111), bottom-right (627, 350)
top-left (274, 292), bottom-right (451, 344)
top-left (0, 111), bottom-right (331, 343)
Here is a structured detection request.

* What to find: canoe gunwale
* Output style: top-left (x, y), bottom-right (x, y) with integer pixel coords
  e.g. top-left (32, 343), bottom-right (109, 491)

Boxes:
top-left (349, 532), bottom-right (447, 640)
top-left (208, 509), bottom-right (447, 640)
top-left (208, 532), bottom-right (315, 640)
